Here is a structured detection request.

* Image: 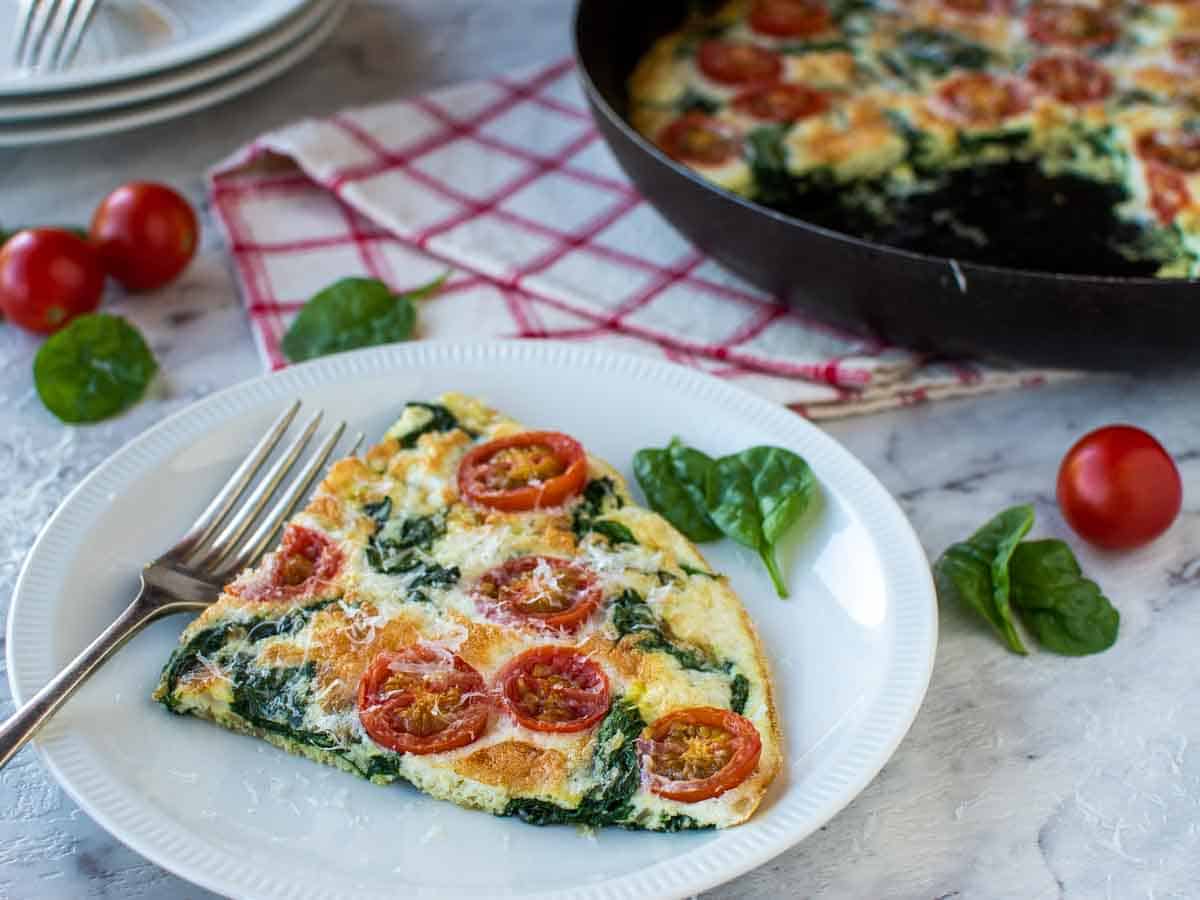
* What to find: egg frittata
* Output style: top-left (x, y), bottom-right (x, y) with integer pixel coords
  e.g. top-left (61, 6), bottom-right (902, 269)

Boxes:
top-left (630, 0), bottom-right (1200, 276)
top-left (154, 394), bottom-right (782, 830)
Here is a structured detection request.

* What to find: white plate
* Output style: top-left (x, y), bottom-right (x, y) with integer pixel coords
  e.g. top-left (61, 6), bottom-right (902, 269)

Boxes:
top-left (0, 0), bottom-right (308, 95)
top-left (0, 0), bottom-right (333, 122)
top-left (7, 342), bottom-right (936, 900)
top-left (0, 0), bottom-right (344, 146)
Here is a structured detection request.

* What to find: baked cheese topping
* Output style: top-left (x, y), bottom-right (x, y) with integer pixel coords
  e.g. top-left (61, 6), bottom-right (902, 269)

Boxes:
top-left (630, 0), bottom-right (1200, 276)
top-left (154, 394), bottom-right (781, 831)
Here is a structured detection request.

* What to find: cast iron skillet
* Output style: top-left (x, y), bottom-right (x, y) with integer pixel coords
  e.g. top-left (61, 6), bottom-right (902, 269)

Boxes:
top-left (573, 0), bottom-right (1198, 370)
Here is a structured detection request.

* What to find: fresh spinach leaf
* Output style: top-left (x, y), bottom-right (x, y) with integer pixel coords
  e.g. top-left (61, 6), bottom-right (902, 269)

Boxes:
top-left (391, 402), bottom-right (464, 448)
top-left (504, 698), bottom-right (645, 828)
top-left (33, 314), bottom-right (158, 424)
top-left (729, 673), bottom-right (750, 715)
top-left (633, 439), bottom-right (721, 542)
top-left (705, 447), bottom-right (816, 598)
top-left (933, 505), bottom-right (1033, 655)
top-left (895, 27), bottom-right (990, 76)
top-left (1009, 540), bottom-right (1119, 656)
top-left (281, 276), bottom-right (444, 363)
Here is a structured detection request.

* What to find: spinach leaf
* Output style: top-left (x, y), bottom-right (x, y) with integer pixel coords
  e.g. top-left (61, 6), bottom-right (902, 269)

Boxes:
top-left (33, 314), bottom-right (158, 424)
top-left (504, 698), bottom-right (645, 828)
top-left (633, 439), bottom-right (721, 542)
top-left (933, 505), bottom-right (1033, 655)
top-left (661, 815), bottom-right (715, 832)
top-left (679, 562), bottom-right (719, 579)
top-left (158, 622), bottom-right (239, 711)
top-left (895, 28), bottom-right (990, 76)
top-left (228, 660), bottom-right (340, 751)
top-left (572, 477), bottom-right (634, 544)
top-left (281, 276), bottom-right (444, 363)
top-left (729, 673), bottom-right (750, 715)
top-left (1010, 540), bottom-right (1119, 656)
top-left (363, 497), bottom-right (392, 527)
top-left (364, 505), bottom-right (460, 591)
top-left (746, 125), bottom-right (799, 208)
top-left (705, 447), bottom-right (816, 598)
top-left (390, 401), bottom-right (464, 448)
top-left (611, 589), bottom-right (721, 672)
top-left (589, 520), bottom-right (637, 546)
top-left (244, 598), bottom-right (339, 644)
top-left (675, 87), bottom-right (721, 115)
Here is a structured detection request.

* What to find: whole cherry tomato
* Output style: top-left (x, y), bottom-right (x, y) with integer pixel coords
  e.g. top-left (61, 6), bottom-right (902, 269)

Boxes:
top-left (1057, 425), bottom-right (1182, 550)
top-left (90, 182), bottom-right (198, 292)
top-left (0, 228), bottom-right (105, 334)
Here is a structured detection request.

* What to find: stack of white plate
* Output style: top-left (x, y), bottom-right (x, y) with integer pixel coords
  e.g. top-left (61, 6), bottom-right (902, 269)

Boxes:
top-left (0, 0), bottom-right (347, 146)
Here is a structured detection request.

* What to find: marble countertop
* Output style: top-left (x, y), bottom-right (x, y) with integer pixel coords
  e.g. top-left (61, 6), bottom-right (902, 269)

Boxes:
top-left (2, 2), bottom-right (1199, 898)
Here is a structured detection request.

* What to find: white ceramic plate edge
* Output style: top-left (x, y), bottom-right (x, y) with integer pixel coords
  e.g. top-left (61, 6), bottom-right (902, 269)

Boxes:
top-left (7, 341), bottom-right (938, 900)
top-left (0, 0), bottom-right (346, 147)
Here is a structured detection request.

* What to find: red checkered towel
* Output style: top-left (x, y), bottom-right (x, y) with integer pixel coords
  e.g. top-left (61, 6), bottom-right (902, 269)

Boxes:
top-left (210, 59), bottom-right (1066, 419)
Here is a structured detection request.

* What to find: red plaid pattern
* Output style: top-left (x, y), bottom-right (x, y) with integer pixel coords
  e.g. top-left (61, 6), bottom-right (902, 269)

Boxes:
top-left (210, 58), bottom-right (1063, 418)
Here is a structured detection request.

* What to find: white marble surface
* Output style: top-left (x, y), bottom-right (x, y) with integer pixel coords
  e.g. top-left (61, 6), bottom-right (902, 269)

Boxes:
top-left (1, 2), bottom-right (1199, 898)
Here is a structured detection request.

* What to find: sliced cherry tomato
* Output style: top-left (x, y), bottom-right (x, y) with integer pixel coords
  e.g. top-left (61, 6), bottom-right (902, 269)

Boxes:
top-left (1136, 130), bottom-right (1200, 173)
top-left (697, 40), bottom-right (784, 86)
top-left (1027, 55), bottom-right (1113, 104)
top-left (0, 228), bottom-right (104, 334)
top-left (942, 0), bottom-right (1012, 14)
top-left (1057, 425), bottom-right (1182, 550)
top-left (474, 556), bottom-right (602, 632)
top-left (496, 646), bottom-right (610, 733)
top-left (748, 0), bottom-right (831, 37)
top-left (638, 707), bottom-right (762, 803)
top-left (1145, 164), bottom-right (1192, 223)
top-left (357, 645), bottom-right (490, 755)
top-left (237, 524), bottom-right (344, 602)
top-left (933, 73), bottom-right (1030, 126)
top-left (659, 114), bottom-right (741, 165)
top-left (732, 82), bottom-right (829, 122)
top-left (457, 431), bottom-right (588, 511)
top-left (90, 182), bottom-right (198, 292)
top-left (1171, 36), bottom-right (1200, 70)
top-left (1026, 4), bottom-right (1118, 48)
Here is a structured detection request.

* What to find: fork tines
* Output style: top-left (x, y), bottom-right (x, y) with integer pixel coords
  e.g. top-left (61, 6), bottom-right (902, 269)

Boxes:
top-left (12, 0), bottom-right (101, 72)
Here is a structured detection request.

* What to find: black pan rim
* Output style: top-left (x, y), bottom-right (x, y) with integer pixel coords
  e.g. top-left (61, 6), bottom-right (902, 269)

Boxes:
top-left (570, 0), bottom-right (1196, 290)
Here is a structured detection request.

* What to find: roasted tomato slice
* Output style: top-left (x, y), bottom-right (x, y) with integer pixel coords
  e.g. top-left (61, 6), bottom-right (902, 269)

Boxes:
top-left (942, 0), bottom-right (1012, 15)
top-left (458, 431), bottom-right (588, 511)
top-left (238, 524), bottom-right (343, 602)
top-left (638, 707), bottom-right (762, 803)
top-left (658, 114), bottom-right (742, 165)
top-left (1026, 4), bottom-right (1117, 48)
top-left (1145, 164), bottom-right (1192, 223)
top-left (1172, 36), bottom-right (1200, 70)
top-left (933, 73), bottom-right (1030, 126)
top-left (697, 40), bottom-right (784, 86)
top-left (1027, 55), bottom-right (1113, 104)
top-left (1137, 130), bottom-right (1200, 173)
top-left (732, 82), bottom-right (829, 122)
top-left (748, 0), bottom-right (831, 37)
top-left (357, 646), bottom-right (490, 755)
top-left (497, 646), bottom-right (610, 733)
top-left (474, 556), bottom-right (603, 632)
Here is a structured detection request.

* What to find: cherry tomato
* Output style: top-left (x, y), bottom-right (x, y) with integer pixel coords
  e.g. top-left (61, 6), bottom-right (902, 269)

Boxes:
top-left (1145, 165), bottom-right (1191, 223)
top-left (1026, 55), bottom-right (1113, 104)
top-left (90, 182), bottom-right (198, 292)
top-left (748, 0), bottom-right (831, 37)
top-left (1026, 4), bottom-right (1118, 49)
top-left (1057, 425), bottom-right (1182, 550)
top-left (236, 524), bottom-right (344, 602)
top-left (357, 645), bottom-right (490, 755)
top-left (496, 646), bottom-right (610, 733)
top-left (659, 114), bottom-right (742, 165)
top-left (1136, 130), bottom-right (1200, 173)
top-left (458, 431), bottom-right (588, 511)
top-left (697, 40), bottom-right (784, 86)
top-left (732, 82), bottom-right (829, 122)
top-left (473, 556), bottom-right (603, 632)
top-left (933, 73), bottom-right (1030, 126)
top-left (0, 228), bottom-right (105, 334)
top-left (638, 707), bottom-right (762, 803)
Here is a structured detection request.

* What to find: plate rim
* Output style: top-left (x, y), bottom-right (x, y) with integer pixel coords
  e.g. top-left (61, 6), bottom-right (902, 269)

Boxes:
top-left (0, 0), bottom-right (312, 97)
top-left (7, 340), bottom-right (937, 900)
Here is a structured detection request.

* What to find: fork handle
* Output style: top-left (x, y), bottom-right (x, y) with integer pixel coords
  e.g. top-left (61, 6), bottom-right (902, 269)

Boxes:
top-left (0, 591), bottom-right (164, 770)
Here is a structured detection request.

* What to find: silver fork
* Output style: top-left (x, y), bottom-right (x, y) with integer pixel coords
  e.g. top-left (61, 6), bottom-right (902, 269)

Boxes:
top-left (0, 402), bottom-right (360, 770)
top-left (11, 0), bottom-right (101, 72)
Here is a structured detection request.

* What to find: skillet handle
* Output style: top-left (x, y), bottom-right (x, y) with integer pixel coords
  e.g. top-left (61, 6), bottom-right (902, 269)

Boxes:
top-left (0, 590), bottom-right (164, 770)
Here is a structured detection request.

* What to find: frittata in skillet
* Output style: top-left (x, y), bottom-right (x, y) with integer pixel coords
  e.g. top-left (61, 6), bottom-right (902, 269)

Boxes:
top-left (631, 0), bottom-right (1200, 276)
top-left (154, 394), bottom-right (781, 830)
